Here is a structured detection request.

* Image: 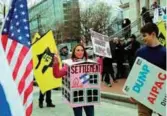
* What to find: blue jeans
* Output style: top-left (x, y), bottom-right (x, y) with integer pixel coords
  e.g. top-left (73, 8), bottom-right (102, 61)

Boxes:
top-left (73, 105), bottom-right (94, 116)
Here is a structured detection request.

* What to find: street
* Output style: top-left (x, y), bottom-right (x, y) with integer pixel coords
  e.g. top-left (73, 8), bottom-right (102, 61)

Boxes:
top-left (32, 87), bottom-right (138, 116)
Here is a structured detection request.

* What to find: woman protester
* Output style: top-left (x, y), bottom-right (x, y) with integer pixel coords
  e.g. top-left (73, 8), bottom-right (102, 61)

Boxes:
top-left (52, 44), bottom-right (102, 116)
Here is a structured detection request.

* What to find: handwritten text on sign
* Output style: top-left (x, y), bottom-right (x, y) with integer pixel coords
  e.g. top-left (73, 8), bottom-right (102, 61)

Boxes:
top-left (90, 30), bottom-right (112, 58)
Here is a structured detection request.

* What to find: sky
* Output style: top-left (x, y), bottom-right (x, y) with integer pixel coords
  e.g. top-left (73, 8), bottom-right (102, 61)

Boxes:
top-left (0, 0), bottom-right (123, 19)
top-left (0, 0), bottom-right (41, 7)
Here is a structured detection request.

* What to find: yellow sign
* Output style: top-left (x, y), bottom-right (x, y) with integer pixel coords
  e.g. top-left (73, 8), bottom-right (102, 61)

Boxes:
top-left (32, 30), bottom-right (62, 94)
top-left (157, 21), bottom-right (166, 46)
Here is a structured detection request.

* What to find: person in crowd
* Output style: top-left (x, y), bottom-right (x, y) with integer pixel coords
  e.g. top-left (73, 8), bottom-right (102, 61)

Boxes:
top-left (151, 0), bottom-right (160, 10)
top-left (115, 38), bottom-right (126, 79)
top-left (141, 7), bottom-right (153, 25)
top-left (52, 44), bottom-right (102, 116)
top-left (125, 34), bottom-right (140, 69)
top-left (102, 40), bottom-right (117, 87)
top-left (59, 44), bottom-right (69, 60)
top-left (39, 90), bottom-right (55, 108)
top-left (102, 57), bottom-right (117, 87)
top-left (122, 18), bottom-right (131, 40)
top-left (130, 23), bottom-right (166, 116)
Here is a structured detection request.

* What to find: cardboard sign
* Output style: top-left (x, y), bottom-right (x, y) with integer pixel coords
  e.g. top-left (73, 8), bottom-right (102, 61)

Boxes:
top-left (62, 59), bottom-right (101, 107)
top-left (157, 21), bottom-right (166, 46)
top-left (153, 6), bottom-right (167, 23)
top-left (123, 57), bottom-right (166, 116)
top-left (90, 30), bottom-right (112, 58)
top-left (32, 30), bottom-right (62, 94)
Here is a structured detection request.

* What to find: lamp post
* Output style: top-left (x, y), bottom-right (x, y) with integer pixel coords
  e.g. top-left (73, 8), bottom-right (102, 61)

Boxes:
top-left (136, 0), bottom-right (141, 30)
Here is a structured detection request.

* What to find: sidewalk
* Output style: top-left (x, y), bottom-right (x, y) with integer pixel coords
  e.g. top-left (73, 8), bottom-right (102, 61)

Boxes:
top-left (101, 78), bottom-right (135, 104)
top-left (34, 78), bottom-right (134, 104)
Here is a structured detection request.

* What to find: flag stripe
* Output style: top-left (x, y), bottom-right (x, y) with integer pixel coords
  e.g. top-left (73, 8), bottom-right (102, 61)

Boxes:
top-left (15, 50), bottom-right (32, 86)
top-left (12, 46), bottom-right (29, 80)
top-left (5, 38), bottom-right (12, 57)
top-left (23, 82), bottom-right (33, 104)
top-left (21, 71), bottom-right (33, 103)
top-left (7, 40), bottom-right (17, 64)
top-left (26, 103), bottom-right (33, 116)
top-left (1, 0), bottom-right (33, 115)
top-left (21, 71), bottom-right (33, 115)
top-left (1, 35), bottom-right (8, 50)
top-left (10, 42), bottom-right (23, 74)
top-left (18, 60), bottom-right (33, 94)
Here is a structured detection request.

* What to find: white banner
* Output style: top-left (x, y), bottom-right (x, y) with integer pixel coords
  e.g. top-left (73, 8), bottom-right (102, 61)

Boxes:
top-left (123, 57), bottom-right (166, 116)
top-left (90, 30), bottom-right (112, 58)
top-left (153, 6), bottom-right (167, 23)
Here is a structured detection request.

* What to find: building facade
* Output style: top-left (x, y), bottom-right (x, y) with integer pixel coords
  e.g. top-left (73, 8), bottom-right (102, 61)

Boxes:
top-left (29, 0), bottom-right (81, 43)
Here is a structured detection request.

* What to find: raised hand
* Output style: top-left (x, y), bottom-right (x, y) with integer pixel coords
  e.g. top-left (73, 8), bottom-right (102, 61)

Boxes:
top-left (53, 55), bottom-right (59, 65)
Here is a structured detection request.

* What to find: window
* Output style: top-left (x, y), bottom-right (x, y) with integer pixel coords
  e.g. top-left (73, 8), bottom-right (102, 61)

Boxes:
top-left (72, 89), bottom-right (84, 103)
top-left (89, 74), bottom-right (98, 85)
top-left (86, 89), bottom-right (99, 103)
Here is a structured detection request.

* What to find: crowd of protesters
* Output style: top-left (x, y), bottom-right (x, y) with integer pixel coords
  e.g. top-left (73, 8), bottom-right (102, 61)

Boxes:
top-left (101, 34), bottom-right (141, 87)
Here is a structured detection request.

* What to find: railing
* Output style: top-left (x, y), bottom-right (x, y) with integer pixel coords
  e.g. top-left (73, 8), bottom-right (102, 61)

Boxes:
top-left (109, 9), bottom-right (154, 41)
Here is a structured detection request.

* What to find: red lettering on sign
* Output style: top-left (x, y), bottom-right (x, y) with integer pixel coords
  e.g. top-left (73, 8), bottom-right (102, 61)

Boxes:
top-left (155, 81), bottom-right (164, 89)
top-left (147, 73), bottom-right (166, 104)
top-left (71, 64), bottom-right (100, 74)
top-left (148, 96), bottom-right (156, 104)
top-left (158, 73), bottom-right (166, 80)
top-left (152, 86), bottom-right (159, 94)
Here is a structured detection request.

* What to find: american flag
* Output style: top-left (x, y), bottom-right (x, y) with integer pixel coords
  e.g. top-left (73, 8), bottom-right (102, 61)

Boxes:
top-left (0, 0), bottom-right (33, 116)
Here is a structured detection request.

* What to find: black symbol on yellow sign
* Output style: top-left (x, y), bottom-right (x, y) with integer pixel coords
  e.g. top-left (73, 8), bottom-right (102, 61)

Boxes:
top-left (35, 47), bottom-right (54, 74)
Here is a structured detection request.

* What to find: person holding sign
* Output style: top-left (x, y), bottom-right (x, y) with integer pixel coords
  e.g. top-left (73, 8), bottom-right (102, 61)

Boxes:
top-left (131, 23), bottom-right (166, 116)
top-left (52, 44), bottom-right (102, 116)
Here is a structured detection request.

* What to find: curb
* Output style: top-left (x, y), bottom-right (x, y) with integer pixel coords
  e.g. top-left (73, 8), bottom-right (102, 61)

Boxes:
top-left (101, 92), bottom-right (136, 105)
top-left (33, 83), bottom-right (135, 104)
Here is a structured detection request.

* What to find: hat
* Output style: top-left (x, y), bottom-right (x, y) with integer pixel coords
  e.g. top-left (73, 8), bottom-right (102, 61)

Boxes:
top-left (59, 44), bottom-right (68, 51)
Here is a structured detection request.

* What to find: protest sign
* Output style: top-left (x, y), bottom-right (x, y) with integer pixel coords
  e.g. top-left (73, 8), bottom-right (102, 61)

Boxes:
top-left (153, 6), bottom-right (167, 23)
top-left (90, 30), bottom-right (112, 58)
top-left (62, 59), bottom-right (101, 107)
top-left (123, 57), bottom-right (166, 116)
top-left (32, 30), bottom-right (62, 94)
top-left (157, 21), bottom-right (166, 46)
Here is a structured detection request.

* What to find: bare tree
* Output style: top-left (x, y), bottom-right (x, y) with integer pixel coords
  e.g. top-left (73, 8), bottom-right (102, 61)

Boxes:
top-left (52, 22), bottom-right (65, 43)
top-left (80, 2), bottom-right (112, 43)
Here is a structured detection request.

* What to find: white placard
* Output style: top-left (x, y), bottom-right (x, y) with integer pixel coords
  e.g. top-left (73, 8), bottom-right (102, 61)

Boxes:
top-left (90, 30), bottom-right (112, 58)
top-left (123, 57), bottom-right (166, 116)
top-left (153, 6), bottom-right (167, 23)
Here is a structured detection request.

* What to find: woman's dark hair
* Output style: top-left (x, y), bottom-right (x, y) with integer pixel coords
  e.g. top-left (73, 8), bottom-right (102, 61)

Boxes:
top-left (71, 44), bottom-right (88, 60)
top-left (140, 23), bottom-right (159, 37)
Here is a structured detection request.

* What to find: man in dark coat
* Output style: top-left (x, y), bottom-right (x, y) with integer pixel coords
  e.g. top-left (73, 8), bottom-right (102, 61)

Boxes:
top-left (102, 40), bottom-right (117, 87)
top-left (115, 38), bottom-right (126, 79)
top-left (125, 34), bottom-right (140, 69)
